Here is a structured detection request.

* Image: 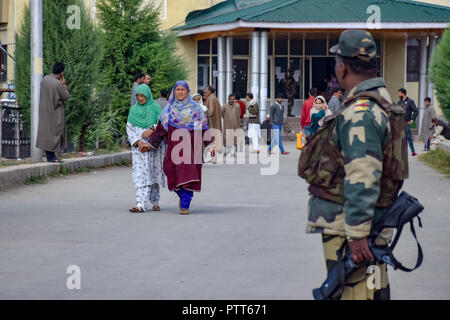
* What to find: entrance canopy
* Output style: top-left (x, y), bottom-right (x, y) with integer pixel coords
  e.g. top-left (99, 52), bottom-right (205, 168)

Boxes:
top-left (176, 0), bottom-right (450, 37)
top-left (175, 0), bottom-right (450, 120)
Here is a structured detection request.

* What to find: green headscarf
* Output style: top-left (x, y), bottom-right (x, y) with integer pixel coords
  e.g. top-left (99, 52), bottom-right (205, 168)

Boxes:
top-left (127, 84), bottom-right (162, 129)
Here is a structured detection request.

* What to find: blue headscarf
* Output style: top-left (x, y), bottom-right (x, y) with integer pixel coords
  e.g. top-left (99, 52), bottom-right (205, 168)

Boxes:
top-left (160, 80), bottom-right (209, 131)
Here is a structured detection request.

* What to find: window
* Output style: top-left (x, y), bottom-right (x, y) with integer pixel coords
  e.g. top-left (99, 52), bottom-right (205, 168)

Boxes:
top-left (212, 38), bottom-right (217, 55)
top-left (290, 33), bottom-right (303, 55)
top-left (233, 39), bottom-right (249, 56)
top-left (275, 33), bottom-right (288, 55)
top-left (233, 59), bottom-right (248, 96)
top-left (198, 39), bottom-right (210, 55)
top-left (274, 57), bottom-right (288, 98)
top-left (305, 39), bottom-right (327, 55)
top-left (197, 38), bottom-right (218, 91)
top-left (407, 39), bottom-right (419, 82)
top-left (0, 45), bottom-right (7, 83)
top-left (197, 57), bottom-right (210, 90)
top-left (268, 35), bottom-right (273, 56)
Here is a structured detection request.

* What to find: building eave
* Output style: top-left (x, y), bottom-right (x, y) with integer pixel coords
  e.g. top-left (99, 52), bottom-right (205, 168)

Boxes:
top-left (176, 21), bottom-right (450, 37)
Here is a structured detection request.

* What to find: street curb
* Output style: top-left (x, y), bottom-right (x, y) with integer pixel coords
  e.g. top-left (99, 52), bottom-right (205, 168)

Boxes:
top-left (0, 151), bottom-right (131, 190)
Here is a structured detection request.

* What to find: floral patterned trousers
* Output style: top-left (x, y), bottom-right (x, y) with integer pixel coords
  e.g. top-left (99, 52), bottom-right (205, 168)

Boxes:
top-left (136, 184), bottom-right (160, 210)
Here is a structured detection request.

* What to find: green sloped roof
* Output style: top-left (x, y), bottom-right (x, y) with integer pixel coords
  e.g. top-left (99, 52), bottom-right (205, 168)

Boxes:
top-left (175, 0), bottom-right (450, 31)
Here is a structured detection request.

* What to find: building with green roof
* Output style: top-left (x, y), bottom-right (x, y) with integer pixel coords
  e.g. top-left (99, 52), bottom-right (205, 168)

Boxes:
top-left (174, 0), bottom-right (450, 122)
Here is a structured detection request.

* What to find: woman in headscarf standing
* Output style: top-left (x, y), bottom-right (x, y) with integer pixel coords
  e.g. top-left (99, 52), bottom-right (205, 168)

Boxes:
top-left (145, 81), bottom-right (215, 215)
top-left (310, 95), bottom-right (332, 135)
top-left (127, 84), bottom-right (166, 213)
top-left (192, 92), bottom-right (208, 113)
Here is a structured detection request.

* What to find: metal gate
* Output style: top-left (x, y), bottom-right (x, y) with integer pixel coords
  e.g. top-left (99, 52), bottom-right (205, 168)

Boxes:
top-left (0, 99), bottom-right (30, 159)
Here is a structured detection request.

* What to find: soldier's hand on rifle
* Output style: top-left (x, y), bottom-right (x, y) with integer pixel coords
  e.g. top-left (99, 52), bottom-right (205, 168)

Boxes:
top-left (348, 238), bottom-right (374, 264)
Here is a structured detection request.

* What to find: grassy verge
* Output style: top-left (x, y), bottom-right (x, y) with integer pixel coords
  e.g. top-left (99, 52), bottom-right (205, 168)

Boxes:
top-left (419, 149), bottom-right (450, 178)
top-left (0, 159), bottom-right (32, 168)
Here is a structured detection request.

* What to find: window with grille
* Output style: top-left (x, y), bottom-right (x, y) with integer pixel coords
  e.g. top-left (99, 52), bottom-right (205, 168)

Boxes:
top-left (0, 45), bottom-right (7, 83)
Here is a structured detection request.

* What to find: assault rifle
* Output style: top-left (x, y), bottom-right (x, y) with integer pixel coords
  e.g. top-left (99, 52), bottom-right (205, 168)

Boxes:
top-left (313, 191), bottom-right (424, 300)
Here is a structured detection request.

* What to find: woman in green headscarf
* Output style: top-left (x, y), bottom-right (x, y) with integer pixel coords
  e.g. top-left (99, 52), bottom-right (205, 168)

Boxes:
top-left (126, 84), bottom-right (166, 213)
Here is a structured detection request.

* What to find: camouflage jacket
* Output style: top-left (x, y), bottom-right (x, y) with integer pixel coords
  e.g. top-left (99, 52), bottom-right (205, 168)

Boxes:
top-left (305, 78), bottom-right (394, 240)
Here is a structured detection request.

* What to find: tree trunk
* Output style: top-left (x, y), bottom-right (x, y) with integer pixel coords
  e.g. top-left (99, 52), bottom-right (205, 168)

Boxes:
top-left (78, 123), bottom-right (89, 152)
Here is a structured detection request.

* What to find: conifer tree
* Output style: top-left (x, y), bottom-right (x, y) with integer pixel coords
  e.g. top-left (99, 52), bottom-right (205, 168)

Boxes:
top-left (15, 0), bottom-right (101, 150)
top-left (430, 28), bottom-right (450, 122)
top-left (97, 0), bottom-right (187, 136)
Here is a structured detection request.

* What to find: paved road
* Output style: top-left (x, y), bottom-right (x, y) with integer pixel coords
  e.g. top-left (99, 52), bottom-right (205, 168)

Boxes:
top-left (0, 141), bottom-right (449, 299)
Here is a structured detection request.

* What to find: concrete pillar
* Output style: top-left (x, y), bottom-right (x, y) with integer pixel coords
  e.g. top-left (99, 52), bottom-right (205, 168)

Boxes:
top-left (30, 0), bottom-right (43, 163)
top-left (217, 36), bottom-right (226, 106)
top-left (225, 36), bottom-right (233, 99)
top-left (418, 37), bottom-right (428, 137)
top-left (251, 31), bottom-right (260, 106)
top-left (259, 30), bottom-right (268, 124)
top-left (427, 35), bottom-right (437, 102)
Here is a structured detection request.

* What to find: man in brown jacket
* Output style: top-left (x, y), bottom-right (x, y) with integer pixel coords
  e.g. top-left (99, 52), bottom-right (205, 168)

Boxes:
top-left (205, 85), bottom-right (223, 153)
top-left (222, 93), bottom-right (241, 156)
top-left (36, 62), bottom-right (70, 162)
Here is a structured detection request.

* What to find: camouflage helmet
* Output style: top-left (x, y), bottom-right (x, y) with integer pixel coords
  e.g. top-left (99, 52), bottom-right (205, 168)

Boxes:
top-left (330, 30), bottom-right (377, 62)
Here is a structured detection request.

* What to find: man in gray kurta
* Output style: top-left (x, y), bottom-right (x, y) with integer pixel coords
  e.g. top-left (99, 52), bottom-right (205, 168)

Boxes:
top-left (222, 93), bottom-right (241, 156)
top-left (420, 97), bottom-right (436, 151)
top-left (328, 88), bottom-right (343, 114)
top-left (155, 88), bottom-right (169, 109)
top-left (36, 63), bottom-right (70, 162)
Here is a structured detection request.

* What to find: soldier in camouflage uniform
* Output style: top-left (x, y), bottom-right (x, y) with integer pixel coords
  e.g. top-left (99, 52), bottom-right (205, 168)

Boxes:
top-left (298, 30), bottom-right (409, 300)
top-left (284, 68), bottom-right (297, 117)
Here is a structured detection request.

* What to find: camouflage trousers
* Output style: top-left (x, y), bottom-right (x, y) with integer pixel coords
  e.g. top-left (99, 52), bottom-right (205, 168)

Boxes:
top-left (322, 234), bottom-right (390, 300)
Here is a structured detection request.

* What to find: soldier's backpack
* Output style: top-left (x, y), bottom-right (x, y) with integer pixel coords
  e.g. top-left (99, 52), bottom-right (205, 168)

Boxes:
top-left (298, 91), bottom-right (409, 208)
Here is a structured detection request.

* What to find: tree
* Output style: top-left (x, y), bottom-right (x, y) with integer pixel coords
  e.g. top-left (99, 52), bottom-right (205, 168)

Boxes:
top-left (15, 0), bottom-right (102, 150)
top-left (97, 0), bottom-right (187, 137)
top-left (430, 28), bottom-right (450, 122)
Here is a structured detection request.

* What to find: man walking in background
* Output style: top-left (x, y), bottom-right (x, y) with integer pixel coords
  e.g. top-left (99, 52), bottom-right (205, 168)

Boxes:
top-left (222, 93), bottom-right (241, 157)
top-left (397, 88), bottom-right (418, 156)
top-left (131, 72), bottom-right (145, 107)
top-left (205, 85), bottom-right (223, 158)
top-left (36, 62), bottom-right (70, 163)
top-left (420, 97), bottom-right (436, 151)
top-left (269, 93), bottom-right (289, 155)
top-left (144, 73), bottom-right (151, 85)
top-left (328, 88), bottom-right (343, 114)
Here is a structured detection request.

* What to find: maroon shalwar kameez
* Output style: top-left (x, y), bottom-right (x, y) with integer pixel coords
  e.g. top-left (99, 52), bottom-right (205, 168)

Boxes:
top-left (147, 121), bottom-right (214, 192)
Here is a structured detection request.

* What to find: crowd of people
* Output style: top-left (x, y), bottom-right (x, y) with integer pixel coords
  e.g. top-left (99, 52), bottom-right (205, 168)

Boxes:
top-left (298, 84), bottom-right (449, 156)
top-left (33, 28), bottom-right (449, 300)
top-left (124, 68), bottom-right (450, 215)
top-left (125, 74), bottom-right (305, 214)
top-left (35, 61), bottom-right (449, 217)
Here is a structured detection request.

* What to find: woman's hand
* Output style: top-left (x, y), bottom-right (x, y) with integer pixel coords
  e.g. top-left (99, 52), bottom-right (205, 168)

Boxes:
top-left (210, 147), bottom-right (216, 158)
top-left (138, 141), bottom-right (151, 153)
top-left (141, 129), bottom-right (154, 139)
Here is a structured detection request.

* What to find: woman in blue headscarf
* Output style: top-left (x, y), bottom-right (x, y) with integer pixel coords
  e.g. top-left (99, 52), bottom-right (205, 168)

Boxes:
top-left (127, 84), bottom-right (166, 213)
top-left (144, 81), bottom-right (215, 215)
